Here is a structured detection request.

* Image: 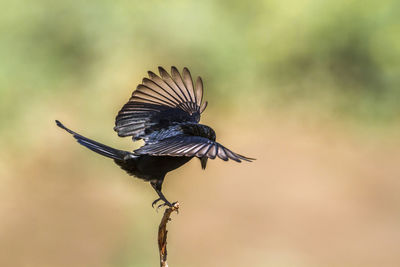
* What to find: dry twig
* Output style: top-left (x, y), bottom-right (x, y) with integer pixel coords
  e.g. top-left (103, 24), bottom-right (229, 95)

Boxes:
top-left (158, 202), bottom-right (180, 267)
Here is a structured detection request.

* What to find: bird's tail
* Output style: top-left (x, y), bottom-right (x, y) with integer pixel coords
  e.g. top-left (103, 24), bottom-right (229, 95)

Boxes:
top-left (55, 120), bottom-right (133, 161)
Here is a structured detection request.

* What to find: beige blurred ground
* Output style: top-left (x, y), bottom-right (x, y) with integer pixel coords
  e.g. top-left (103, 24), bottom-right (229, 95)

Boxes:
top-left (1, 111), bottom-right (399, 267)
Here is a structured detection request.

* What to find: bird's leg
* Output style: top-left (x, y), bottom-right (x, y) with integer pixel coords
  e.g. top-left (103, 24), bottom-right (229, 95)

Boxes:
top-left (151, 180), bottom-right (174, 209)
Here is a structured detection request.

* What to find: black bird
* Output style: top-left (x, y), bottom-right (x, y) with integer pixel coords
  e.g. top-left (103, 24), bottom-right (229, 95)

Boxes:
top-left (56, 67), bottom-right (253, 208)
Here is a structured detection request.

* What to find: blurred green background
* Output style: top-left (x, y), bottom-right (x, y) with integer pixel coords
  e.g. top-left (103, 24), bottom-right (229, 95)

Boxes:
top-left (1, 0), bottom-right (400, 266)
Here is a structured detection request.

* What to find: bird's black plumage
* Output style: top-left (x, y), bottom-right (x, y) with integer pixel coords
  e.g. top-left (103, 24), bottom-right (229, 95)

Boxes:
top-left (56, 67), bottom-right (254, 208)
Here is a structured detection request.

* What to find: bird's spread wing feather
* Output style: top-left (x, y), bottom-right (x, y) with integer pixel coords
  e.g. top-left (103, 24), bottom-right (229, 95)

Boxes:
top-left (134, 135), bottom-right (254, 162)
top-left (114, 67), bottom-right (208, 140)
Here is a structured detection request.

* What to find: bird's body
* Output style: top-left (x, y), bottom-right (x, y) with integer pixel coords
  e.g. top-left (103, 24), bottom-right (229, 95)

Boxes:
top-left (116, 155), bottom-right (192, 181)
top-left (57, 67), bottom-right (253, 207)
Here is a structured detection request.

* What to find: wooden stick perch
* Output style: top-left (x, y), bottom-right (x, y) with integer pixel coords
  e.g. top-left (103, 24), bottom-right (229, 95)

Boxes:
top-left (158, 202), bottom-right (180, 267)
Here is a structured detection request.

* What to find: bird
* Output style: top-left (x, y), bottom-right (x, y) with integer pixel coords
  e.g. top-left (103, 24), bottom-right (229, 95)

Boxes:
top-left (56, 66), bottom-right (254, 208)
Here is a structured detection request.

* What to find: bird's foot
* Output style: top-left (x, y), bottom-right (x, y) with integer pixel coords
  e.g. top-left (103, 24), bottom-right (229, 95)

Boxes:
top-left (152, 199), bottom-right (178, 212)
top-left (152, 198), bottom-right (163, 208)
top-left (155, 200), bottom-right (172, 211)
top-left (157, 201), bottom-right (179, 213)
top-left (152, 198), bottom-right (172, 210)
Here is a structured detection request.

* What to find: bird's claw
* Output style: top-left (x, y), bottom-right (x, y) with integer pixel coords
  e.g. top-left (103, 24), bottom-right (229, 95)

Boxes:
top-left (158, 202), bottom-right (179, 213)
top-left (152, 198), bottom-right (172, 211)
top-left (152, 198), bottom-right (179, 212)
top-left (152, 200), bottom-right (179, 212)
top-left (152, 198), bottom-right (162, 208)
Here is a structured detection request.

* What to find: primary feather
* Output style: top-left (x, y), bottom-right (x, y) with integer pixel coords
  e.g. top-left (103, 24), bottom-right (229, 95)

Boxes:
top-left (114, 66), bottom-right (207, 141)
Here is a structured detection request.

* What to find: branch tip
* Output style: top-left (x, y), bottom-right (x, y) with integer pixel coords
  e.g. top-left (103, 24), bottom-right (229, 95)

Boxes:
top-left (157, 202), bottom-right (180, 267)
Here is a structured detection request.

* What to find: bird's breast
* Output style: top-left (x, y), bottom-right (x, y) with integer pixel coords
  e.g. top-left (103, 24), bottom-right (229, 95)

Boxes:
top-left (115, 155), bottom-right (192, 181)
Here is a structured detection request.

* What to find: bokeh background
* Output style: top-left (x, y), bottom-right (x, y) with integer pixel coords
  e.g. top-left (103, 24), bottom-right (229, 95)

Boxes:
top-left (1, 0), bottom-right (400, 266)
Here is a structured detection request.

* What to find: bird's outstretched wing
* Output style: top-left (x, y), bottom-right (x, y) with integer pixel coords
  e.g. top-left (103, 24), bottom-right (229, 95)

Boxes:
top-left (114, 67), bottom-right (207, 141)
top-left (134, 135), bottom-right (254, 163)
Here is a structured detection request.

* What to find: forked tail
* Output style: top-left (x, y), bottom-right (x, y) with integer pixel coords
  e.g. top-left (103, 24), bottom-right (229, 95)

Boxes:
top-left (55, 120), bottom-right (132, 161)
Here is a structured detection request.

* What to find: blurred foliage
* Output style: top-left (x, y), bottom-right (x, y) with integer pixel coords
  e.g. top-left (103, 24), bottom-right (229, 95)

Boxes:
top-left (1, 0), bottom-right (399, 131)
